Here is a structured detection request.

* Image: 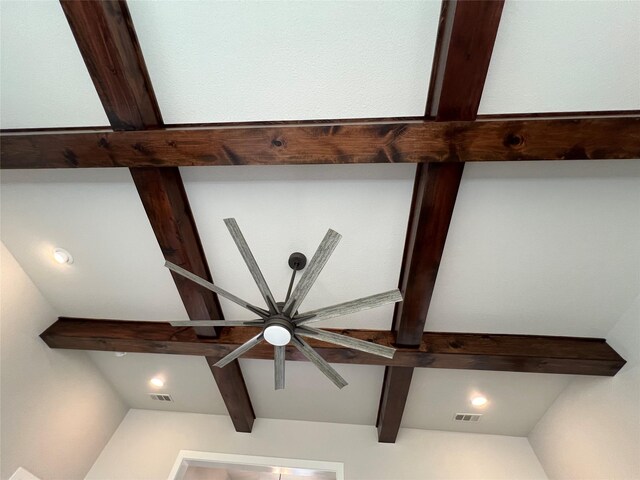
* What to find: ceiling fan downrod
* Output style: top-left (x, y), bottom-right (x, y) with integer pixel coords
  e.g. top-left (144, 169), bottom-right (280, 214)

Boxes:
top-left (285, 252), bottom-right (307, 303)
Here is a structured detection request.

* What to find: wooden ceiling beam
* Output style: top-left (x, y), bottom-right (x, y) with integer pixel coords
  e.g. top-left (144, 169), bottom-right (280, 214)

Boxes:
top-left (377, 0), bottom-right (506, 443)
top-left (425, 0), bottom-right (504, 120)
top-left (40, 318), bottom-right (626, 377)
top-left (206, 358), bottom-right (256, 432)
top-left (2, 115), bottom-right (638, 169)
top-left (130, 167), bottom-right (223, 338)
top-left (59, 0), bottom-right (255, 432)
top-left (377, 162), bottom-right (462, 442)
top-left (59, 0), bottom-right (162, 130)
top-left (392, 163), bottom-right (463, 347)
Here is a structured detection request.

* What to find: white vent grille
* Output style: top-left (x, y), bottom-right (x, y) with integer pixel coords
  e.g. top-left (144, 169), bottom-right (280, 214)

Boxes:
top-left (453, 413), bottom-right (482, 422)
top-left (148, 393), bottom-right (173, 402)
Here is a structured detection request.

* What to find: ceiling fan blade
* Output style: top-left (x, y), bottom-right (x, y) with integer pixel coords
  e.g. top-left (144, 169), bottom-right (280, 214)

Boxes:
top-left (294, 289), bottom-right (403, 326)
top-left (169, 320), bottom-right (264, 327)
top-left (165, 261), bottom-right (270, 318)
top-left (213, 332), bottom-right (264, 368)
top-left (282, 229), bottom-right (342, 317)
top-left (224, 218), bottom-right (279, 314)
top-left (274, 345), bottom-right (285, 390)
top-left (290, 335), bottom-right (348, 389)
top-left (296, 326), bottom-right (396, 359)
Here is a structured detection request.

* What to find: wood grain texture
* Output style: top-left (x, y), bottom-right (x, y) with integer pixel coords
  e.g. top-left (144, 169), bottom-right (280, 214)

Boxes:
top-left (60, 0), bottom-right (255, 432)
top-left (424, 0), bottom-right (452, 118)
top-left (130, 167), bottom-right (223, 337)
top-left (376, 162), bottom-right (463, 442)
top-left (376, 367), bottom-right (414, 443)
top-left (393, 163), bottom-right (463, 346)
top-left (2, 117), bottom-right (639, 169)
top-left (428, 0), bottom-right (505, 120)
top-left (61, 0), bottom-right (225, 332)
top-left (41, 318), bottom-right (626, 376)
top-left (206, 356), bottom-right (255, 432)
top-left (377, 0), bottom-right (504, 443)
top-left (60, 0), bottom-right (162, 130)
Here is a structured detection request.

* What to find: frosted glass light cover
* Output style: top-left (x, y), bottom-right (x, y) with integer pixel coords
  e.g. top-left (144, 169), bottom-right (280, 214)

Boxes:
top-left (264, 325), bottom-right (292, 346)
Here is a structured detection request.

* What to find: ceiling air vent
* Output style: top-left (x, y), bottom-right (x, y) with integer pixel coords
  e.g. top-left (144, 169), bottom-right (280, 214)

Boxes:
top-left (453, 413), bottom-right (482, 422)
top-left (148, 393), bottom-right (173, 402)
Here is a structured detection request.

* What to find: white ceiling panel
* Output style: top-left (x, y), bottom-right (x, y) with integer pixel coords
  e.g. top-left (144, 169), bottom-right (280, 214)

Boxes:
top-left (181, 164), bottom-right (415, 329)
top-left (127, 1), bottom-right (441, 123)
top-left (0, 168), bottom-right (188, 321)
top-left (427, 160), bottom-right (640, 337)
top-left (240, 359), bottom-right (384, 426)
top-left (479, 0), bottom-right (640, 114)
top-left (402, 368), bottom-right (574, 436)
top-left (0, 0), bottom-right (109, 129)
top-left (88, 351), bottom-right (228, 415)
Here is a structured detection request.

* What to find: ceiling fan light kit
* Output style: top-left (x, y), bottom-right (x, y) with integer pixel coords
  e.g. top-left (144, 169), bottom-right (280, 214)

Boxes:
top-left (263, 319), bottom-right (293, 347)
top-left (167, 218), bottom-right (402, 390)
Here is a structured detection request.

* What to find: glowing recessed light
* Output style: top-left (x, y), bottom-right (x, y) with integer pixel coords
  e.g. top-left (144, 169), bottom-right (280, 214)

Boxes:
top-left (149, 377), bottom-right (164, 388)
top-left (471, 395), bottom-right (488, 407)
top-left (53, 248), bottom-right (73, 264)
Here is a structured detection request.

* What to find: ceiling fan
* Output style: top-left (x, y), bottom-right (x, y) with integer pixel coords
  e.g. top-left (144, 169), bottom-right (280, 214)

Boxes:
top-left (167, 218), bottom-right (402, 390)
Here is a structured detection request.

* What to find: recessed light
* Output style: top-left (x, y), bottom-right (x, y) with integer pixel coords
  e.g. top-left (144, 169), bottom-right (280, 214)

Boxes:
top-left (471, 395), bottom-right (488, 407)
top-left (53, 248), bottom-right (73, 265)
top-left (150, 377), bottom-right (164, 388)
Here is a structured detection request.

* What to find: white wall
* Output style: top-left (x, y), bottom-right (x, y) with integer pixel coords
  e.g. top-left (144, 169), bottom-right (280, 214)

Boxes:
top-left (0, 243), bottom-right (128, 480)
top-left (529, 295), bottom-right (640, 479)
top-left (87, 409), bottom-right (547, 480)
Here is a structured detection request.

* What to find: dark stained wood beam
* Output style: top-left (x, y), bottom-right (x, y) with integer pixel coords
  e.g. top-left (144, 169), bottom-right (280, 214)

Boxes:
top-left (392, 163), bottom-right (463, 346)
top-left (40, 318), bottom-right (626, 377)
top-left (60, 0), bottom-right (162, 130)
top-left (377, 162), bottom-right (462, 442)
top-left (426, 0), bottom-right (505, 120)
top-left (376, 367), bottom-right (414, 442)
top-left (377, 0), bottom-right (506, 443)
top-left (60, 0), bottom-right (255, 432)
top-left (2, 116), bottom-right (639, 169)
top-left (130, 167), bottom-right (223, 337)
top-left (206, 357), bottom-right (256, 432)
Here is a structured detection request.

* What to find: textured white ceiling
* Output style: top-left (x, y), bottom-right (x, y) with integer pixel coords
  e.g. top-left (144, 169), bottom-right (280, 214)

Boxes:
top-left (2, 161), bottom-right (638, 436)
top-left (479, 0), bottom-right (640, 114)
top-left (88, 351), bottom-right (228, 416)
top-left (0, 168), bottom-right (188, 321)
top-left (126, 0), bottom-right (441, 123)
top-left (239, 359), bottom-right (384, 426)
top-left (402, 368), bottom-right (572, 436)
top-left (0, 0), bottom-right (109, 129)
top-left (180, 164), bottom-right (414, 329)
top-left (1, 0), bottom-right (639, 129)
top-left (427, 160), bottom-right (640, 337)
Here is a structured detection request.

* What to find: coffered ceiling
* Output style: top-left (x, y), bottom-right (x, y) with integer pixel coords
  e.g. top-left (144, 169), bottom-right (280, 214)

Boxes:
top-left (1, 0), bottom-right (638, 439)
